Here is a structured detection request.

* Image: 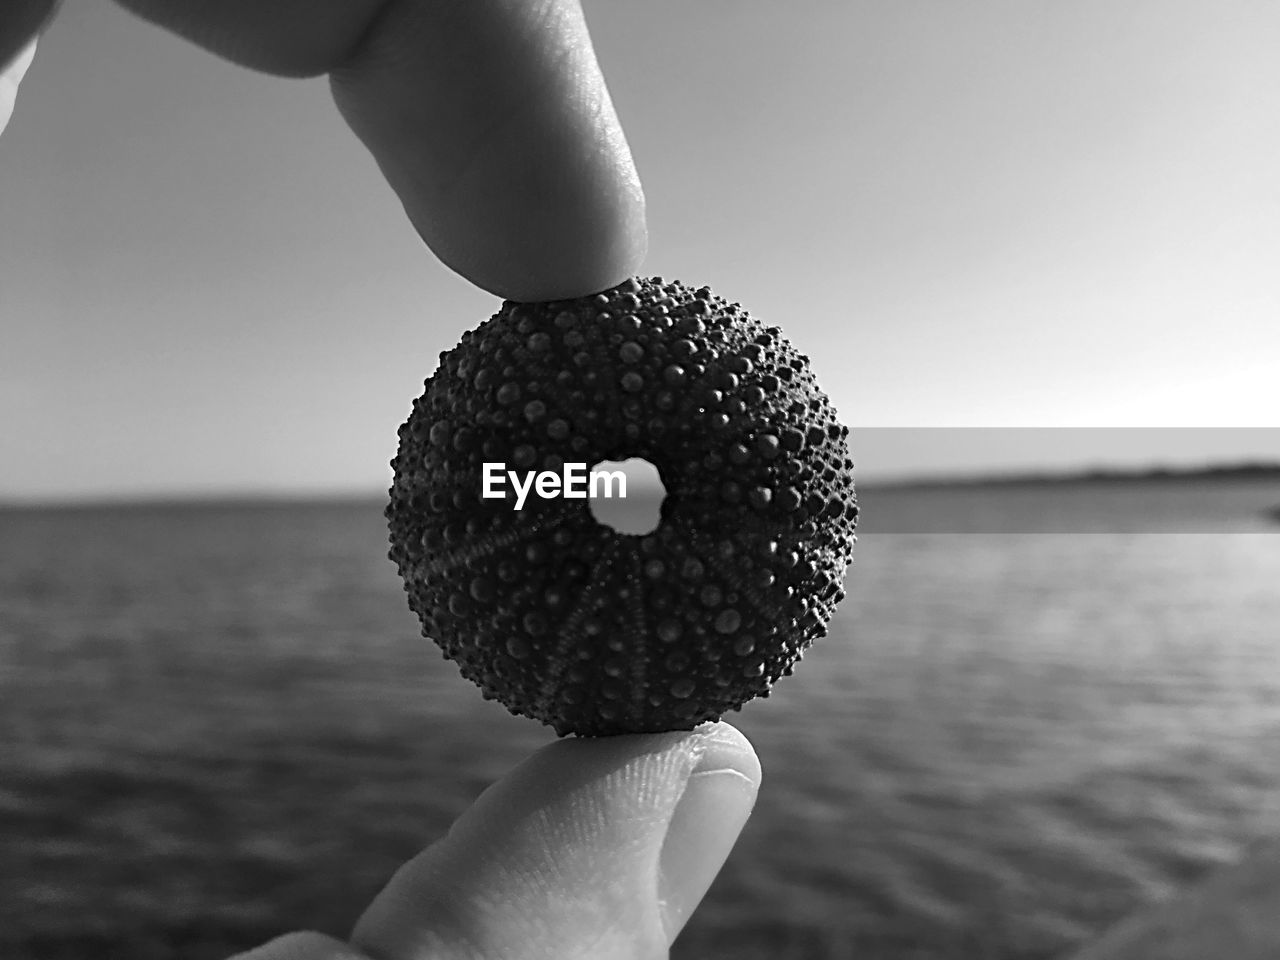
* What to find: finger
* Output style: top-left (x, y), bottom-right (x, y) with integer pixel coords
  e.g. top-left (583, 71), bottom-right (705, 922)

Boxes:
top-left (0, 0), bottom-right (56, 74)
top-left (351, 722), bottom-right (760, 960)
top-left (330, 0), bottom-right (647, 302)
top-left (114, 0), bottom-right (647, 301)
top-left (1, 37), bottom-right (37, 135)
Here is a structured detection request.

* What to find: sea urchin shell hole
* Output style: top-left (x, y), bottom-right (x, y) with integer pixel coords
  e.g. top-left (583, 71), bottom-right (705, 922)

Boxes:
top-left (386, 276), bottom-right (858, 736)
top-left (587, 458), bottom-right (665, 536)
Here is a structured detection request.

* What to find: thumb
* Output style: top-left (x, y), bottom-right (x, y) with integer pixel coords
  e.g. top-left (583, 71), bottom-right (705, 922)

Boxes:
top-left (353, 721), bottom-right (760, 960)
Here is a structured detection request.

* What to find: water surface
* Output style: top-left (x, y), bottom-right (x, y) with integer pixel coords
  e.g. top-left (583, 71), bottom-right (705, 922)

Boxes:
top-left (2, 483), bottom-right (1278, 959)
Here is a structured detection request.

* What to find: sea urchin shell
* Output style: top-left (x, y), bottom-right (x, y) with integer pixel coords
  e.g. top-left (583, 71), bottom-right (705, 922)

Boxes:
top-left (387, 277), bottom-right (856, 736)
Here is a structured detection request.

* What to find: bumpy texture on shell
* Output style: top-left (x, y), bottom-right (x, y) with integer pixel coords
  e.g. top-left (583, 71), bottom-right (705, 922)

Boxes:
top-left (387, 277), bottom-right (856, 736)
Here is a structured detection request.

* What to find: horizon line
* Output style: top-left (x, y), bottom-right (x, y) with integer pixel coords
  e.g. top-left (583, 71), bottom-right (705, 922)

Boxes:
top-left (1, 460), bottom-right (1276, 510)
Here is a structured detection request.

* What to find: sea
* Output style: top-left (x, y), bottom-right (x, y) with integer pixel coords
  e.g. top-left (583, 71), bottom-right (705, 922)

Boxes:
top-left (2, 477), bottom-right (1279, 960)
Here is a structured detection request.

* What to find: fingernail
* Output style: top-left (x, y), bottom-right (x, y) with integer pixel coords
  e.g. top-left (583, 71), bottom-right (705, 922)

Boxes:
top-left (657, 726), bottom-right (760, 941)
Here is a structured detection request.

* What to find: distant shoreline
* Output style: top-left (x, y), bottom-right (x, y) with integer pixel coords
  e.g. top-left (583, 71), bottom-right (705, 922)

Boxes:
top-left (1, 462), bottom-right (1277, 511)
top-left (858, 461), bottom-right (1280, 490)
top-left (0, 491), bottom-right (388, 512)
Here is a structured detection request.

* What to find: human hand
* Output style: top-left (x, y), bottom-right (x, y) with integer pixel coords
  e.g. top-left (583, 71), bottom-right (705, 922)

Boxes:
top-left (231, 723), bottom-right (760, 960)
top-left (3, 7), bottom-right (750, 957)
top-left (0, 0), bottom-right (647, 300)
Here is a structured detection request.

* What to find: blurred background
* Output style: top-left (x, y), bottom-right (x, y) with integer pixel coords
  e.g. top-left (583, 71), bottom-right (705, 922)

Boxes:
top-left (2, 1), bottom-right (1278, 958)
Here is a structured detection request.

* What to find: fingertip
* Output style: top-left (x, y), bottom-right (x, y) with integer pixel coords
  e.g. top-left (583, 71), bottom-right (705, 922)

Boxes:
top-left (441, 176), bottom-right (648, 304)
top-left (514, 721), bottom-right (759, 816)
top-left (329, 0), bottom-right (648, 302)
top-left (686, 720), bottom-right (763, 788)
top-left (424, 150), bottom-right (647, 302)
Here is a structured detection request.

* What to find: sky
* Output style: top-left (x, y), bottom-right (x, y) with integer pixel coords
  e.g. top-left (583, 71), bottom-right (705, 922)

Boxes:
top-left (1, 0), bottom-right (1277, 501)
